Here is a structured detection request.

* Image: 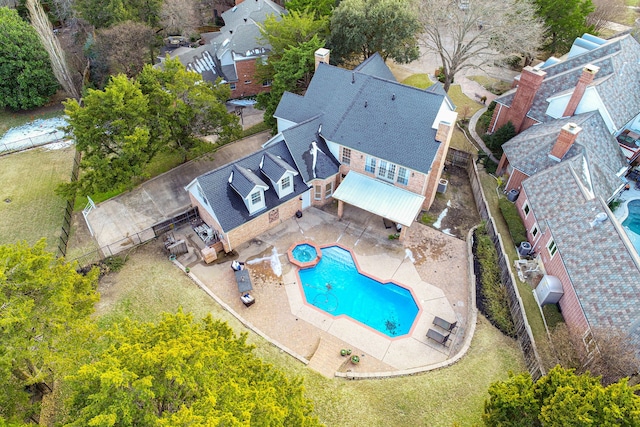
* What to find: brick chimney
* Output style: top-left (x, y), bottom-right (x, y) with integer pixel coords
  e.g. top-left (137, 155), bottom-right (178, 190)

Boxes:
top-left (435, 122), bottom-right (452, 143)
top-left (562, 64), bottom-right (599, 117)
top-left (549, 122), bottom-right (581, 161)
top-left (314, 48), bottom-right (330, 71)
top-left (505, 66), bottom-right (547, 133)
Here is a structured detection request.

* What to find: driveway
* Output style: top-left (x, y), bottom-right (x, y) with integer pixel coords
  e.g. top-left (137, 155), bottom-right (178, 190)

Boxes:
top-left (86, 131), bottom-right (271, 251)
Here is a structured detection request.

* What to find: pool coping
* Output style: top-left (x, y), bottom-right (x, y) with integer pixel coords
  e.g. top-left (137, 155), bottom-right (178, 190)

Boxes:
top-left (291, 242), bottom-right (422, 341)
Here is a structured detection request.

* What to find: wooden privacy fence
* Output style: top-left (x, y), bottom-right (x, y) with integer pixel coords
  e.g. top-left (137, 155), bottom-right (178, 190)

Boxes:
top-left (57, 150), bottom-right (81, 258)
top-left (466, 160), bottom-right (545, 380)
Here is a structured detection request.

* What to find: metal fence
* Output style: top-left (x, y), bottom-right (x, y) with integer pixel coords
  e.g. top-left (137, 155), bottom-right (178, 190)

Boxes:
top-left (0, 130), bottom-right (67, 156)
top-left (57, 150), bottom-right (81, 258)
top-left (466, 160), bottom-right (545, 380)
top-left (70, 207), bottom-right (200, 268)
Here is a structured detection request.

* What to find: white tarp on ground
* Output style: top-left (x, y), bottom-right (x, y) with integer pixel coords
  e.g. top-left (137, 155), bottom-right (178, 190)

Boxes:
top-left (0, 117), bottom-right (68, 153)
top-left (332, 171), bottom-right (425, 227)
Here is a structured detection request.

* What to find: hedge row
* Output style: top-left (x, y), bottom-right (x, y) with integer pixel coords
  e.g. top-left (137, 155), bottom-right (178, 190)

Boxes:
top-left (498, 198), bottom-right (527, 245)
top-left (476, 224), bottom-right (516, 337)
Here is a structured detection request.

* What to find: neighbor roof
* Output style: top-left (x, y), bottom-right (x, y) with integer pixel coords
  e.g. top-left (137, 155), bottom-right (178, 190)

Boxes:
top-left (522, 166), bottom-right (640, 346)
top-left (274, 54), bottom-right (450, 175)
top-left (496, 34), bottom-right (640, 128)
top-left (195, 140), bottom-right (308, 232)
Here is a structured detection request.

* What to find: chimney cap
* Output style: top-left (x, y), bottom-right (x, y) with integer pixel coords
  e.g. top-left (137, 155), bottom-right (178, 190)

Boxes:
top-left (584, 64), bottom-right (600, 74)
top-left (562, 122), bottom-right (581, 134)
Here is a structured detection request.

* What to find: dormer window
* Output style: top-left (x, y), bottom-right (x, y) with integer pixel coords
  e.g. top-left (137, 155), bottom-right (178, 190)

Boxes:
top-left (251, 191), bottom-right (262, 205)
top-left (282, 176), bottom-right (291, 190)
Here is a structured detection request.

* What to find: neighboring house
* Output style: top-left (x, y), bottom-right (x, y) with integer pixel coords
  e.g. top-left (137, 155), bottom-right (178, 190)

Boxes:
top-left (159, 0), bottom-right (285, 98)
top-left (491, 33), bottom-right (640, 352)
top-left (186, 50), bottom-right (457, 254)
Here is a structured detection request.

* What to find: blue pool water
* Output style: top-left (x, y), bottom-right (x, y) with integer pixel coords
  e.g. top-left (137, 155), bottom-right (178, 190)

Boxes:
top-left (298, 246), bottom-right (419, 337)
top-left (292, 244), bottom-right (317, 263)
top-left (622, 199), bottom-right (640, 253)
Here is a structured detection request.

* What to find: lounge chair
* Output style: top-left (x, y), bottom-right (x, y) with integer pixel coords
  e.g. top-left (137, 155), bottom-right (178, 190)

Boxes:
top-left (433, 316), bottom-right (457, 332)
top-left (427, 328), bottom-right (450, 346)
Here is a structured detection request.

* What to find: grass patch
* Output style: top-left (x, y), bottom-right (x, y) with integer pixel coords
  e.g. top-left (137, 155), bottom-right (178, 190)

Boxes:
top-left (401, 74), bottom-right (434, 89)
top-left (94, 242), bottom-right (526, 426)
top-left (0, 146), bottom-right (75, 253)
top-left (420, 212), bottom-right (436, 225)
top-left (451, 127), bottom-right (479, 154)
top-left (241, 121), bottom-right (270, 138)
top-left (467, 76), bottom-right (512, 96)
top-left (498, 198), bottom-right (527, 245)
top-left (447, 84), bottom-right (484, 117)
top-left (478, 170), bottom-right (555, 369)
top-left (0, 108), bottom-right (64, 138)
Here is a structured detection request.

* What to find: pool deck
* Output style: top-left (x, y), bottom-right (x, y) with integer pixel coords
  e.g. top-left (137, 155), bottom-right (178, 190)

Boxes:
top-left (181, 205), bottom-right (473, 377)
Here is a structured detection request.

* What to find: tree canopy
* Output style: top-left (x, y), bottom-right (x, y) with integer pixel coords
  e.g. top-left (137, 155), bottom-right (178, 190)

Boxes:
top-left (63, 311), bottom-right (323, 426)
top-left (256, 9), bottom-right (328, 131)
top-left (73, 0), bottom-right (162, 28)
top-left (0, 7), bottom-right (58, 110)
top-left (329, 0), bottom-right (420, 65)
top-left (285, 0), bottom-right (336, 18)
top-left (0, 240), bottom-right (99, 423)
top-left (533, 0), bottom-right (595, 54)
top-left (483, 366), bottom-right (640, 426)
top-left (63, 58), bottom-right (241, 197)
top-left (419, 0), bottom-right (544, 92)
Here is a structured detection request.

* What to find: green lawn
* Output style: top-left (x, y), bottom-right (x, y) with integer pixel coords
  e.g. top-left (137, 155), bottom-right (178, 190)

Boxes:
top-left (94, 243), bottom-right (526, 427)
top-left (401, 74), bottom-right (434, 89)
top-left (0, 145), bottom-right (76, 253)
top-left (467, 76), bottom-right (512, 96)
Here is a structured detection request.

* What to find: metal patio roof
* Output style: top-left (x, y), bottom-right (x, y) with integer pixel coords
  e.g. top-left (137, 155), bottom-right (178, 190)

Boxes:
top-left (332, 172), bottom-right (425, 227)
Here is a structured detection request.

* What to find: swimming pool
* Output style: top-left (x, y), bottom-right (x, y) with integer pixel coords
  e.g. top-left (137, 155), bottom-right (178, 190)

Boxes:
top-left (622, 199), bottom-right (640, 253)
top-left (296, 245), bottom-right (419, 337)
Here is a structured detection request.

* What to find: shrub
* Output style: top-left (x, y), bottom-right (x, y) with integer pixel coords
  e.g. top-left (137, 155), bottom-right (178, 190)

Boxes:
top-left (477, 153), bottom-right (498, 175)
top-left (435, 67), bottom-right (452, 84)
top-left (498, 197), bottom-right (527, 245)
top-left (486, 121), bottom-right (516, 158)
top-left (475, 224), bottom-right (516, 336)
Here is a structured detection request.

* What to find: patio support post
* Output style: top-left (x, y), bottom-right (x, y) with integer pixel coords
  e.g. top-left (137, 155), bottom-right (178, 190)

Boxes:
top-left (337, 200), bottom-right (344, 218)
top-left (399, 224), bottom-right (408, 241)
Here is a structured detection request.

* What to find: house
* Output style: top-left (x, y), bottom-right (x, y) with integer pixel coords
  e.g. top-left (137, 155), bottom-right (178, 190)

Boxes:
top-left (490, 33), bottom-right (640, 352)
top-left (186, 50), bottom-right (457, 254)
top-left (160, 0), bottom-right (285, 98)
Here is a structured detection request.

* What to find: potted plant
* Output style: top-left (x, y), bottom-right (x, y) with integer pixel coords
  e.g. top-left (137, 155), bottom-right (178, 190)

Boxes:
top-left (185, 267), bottom-right (190, 273)
top-left (340, 349), bottom-right (352, 357)
top-left (351, 355), bottom-right (360, 364)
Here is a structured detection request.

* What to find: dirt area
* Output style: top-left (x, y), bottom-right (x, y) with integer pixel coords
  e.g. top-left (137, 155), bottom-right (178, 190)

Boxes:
top-left (424, 165), bottom-right (481, 240)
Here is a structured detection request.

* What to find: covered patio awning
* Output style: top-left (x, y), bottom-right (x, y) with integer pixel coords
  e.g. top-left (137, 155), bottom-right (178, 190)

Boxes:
top-left (332, 171), bottom-right (425, 227)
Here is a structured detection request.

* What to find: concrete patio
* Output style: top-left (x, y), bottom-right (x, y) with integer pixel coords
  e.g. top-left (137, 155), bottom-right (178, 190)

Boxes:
top-left (177, 205), bottom-right (474, 378)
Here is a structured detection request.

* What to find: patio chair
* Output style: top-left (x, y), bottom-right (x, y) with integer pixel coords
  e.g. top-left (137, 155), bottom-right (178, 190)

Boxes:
top-left (427, 328), bottom-right (450, 346)
top-left (433, 316), bottom-right (457, 332)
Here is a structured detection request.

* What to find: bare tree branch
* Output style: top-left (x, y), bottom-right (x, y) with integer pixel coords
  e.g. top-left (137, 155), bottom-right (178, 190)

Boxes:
top-left (26, 0), bottom-right (80, 100)
top-left (587, 0), bottom-right (627, 33)
top-left (419, 0), bottom-right (544, 92)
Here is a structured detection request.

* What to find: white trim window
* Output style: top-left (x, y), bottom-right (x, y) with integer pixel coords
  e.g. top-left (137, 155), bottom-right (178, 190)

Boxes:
top-left (229, 83), bottom-right (236, 90)
top-left (250, 191), bottom-right (262, 205)
top-left (314, 185), bottom-right (322, 200)
top-left (365, 156), bottom-right (376, 173)
top-left (281, 175), bottom-right (291, 190)
top-left (547, 239), bottom-right (558, 257)
top-left (531, 224), bottom-right (539, 239)
top-left (342, 147), bottom-right (351, 165)
top-left (523, 201), bottom-right (531, 217)
top-left (377, 160), bottom-right (388, 179)
top-left (325, 182), bottom-right (333, 198)
top-left (397, 167), bottom-right (409, 185)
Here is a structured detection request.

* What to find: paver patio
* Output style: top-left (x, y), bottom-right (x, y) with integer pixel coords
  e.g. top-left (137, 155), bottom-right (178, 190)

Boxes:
top-left (181, 206), bottom-right (472, 377)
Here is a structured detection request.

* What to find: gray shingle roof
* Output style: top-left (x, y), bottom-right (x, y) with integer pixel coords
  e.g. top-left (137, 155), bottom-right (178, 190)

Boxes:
top-left (281, 116), bottom-right (341, 183)
top-left (353, 54), bottom-right (397, 81)
top-left (229, 164), bottom-right (268, 198)
top-left (196, 140), bottom-right (308, 232)
top-left (274, 55), bottom-right (448, 175)
top-left (164, 0), bottom-right (284, 84)
top-left (495, 35), bottom-right (640, 128)
top-left (523, 169), bottom-right (640, 346)
top-left (260, 152), bottom-right (297, 182)
top-left (503, 112), bottom-right (628, 201)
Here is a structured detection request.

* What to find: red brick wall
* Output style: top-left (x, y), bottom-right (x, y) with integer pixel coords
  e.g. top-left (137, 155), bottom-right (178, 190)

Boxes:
top-left (230, 58), bottom-right (271, 98)
top-left (226, 196), bottom-right (302, 250)
top-left (536, 232), bottom-right (589, 334)
top-left (505, 168), bottom-right (529, 192)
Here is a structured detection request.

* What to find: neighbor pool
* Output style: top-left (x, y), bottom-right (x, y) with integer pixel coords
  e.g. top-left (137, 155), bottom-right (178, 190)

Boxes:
top-left (622, 199), bottom-right (640, 253)
top-left (297, 246), bottom-right (419, 337)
